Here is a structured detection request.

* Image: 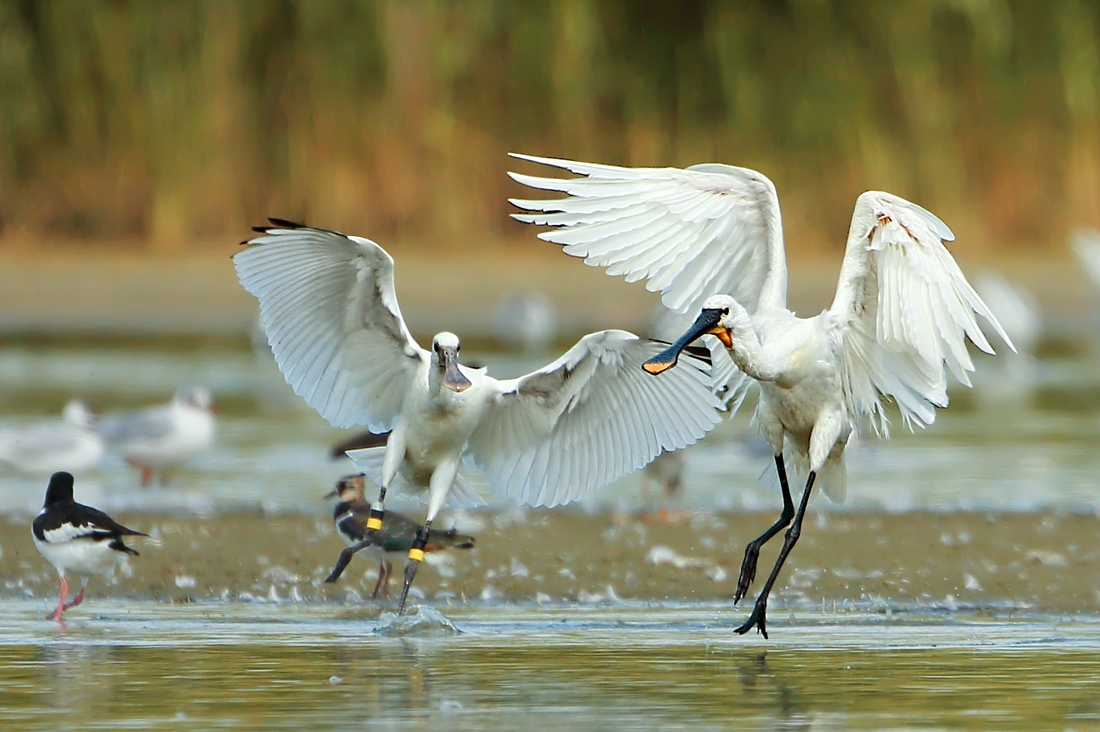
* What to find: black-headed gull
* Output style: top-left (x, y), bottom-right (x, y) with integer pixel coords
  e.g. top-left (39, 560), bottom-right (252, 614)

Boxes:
top-left (0, 400), bottom-right (104, 475)
top-left (323, 474), bottom-right (475, 600)
top-left (511, 154), bottom-right (1010, 636)
top-left (96, 387), bottom-right (216, 486)
top-left (234, 219), bottom-right (723, 611)
top-left (32, 471), bottom-right (146, 622)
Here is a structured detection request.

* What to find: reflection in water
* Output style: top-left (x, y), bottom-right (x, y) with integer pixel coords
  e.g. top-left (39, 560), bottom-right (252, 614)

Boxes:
top-left (5, 602), bottom-right (1100, 730)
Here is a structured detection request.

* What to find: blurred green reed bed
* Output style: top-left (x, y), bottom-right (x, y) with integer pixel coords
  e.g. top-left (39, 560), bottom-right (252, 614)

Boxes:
top-left (0, 1), bottom-right (1097, 254)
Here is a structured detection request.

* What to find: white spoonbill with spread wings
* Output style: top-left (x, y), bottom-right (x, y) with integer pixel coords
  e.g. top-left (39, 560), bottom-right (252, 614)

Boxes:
top-left (510, 155), bottom-right (1011, 637)
top-left (233, 220), bottom-right (723, 611)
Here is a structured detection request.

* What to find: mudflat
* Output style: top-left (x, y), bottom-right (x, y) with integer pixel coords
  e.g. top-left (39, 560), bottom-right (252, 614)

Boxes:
top-left (2, 509), bottom-right (1094, 614)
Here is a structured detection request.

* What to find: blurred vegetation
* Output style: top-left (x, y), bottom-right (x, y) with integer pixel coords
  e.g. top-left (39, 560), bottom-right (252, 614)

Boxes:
top-left (0, 0), bottom-right (1097, 253)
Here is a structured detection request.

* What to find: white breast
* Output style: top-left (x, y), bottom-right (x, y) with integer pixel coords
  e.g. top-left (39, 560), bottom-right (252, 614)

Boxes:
top-left (33, 535), bottom-right (126, 577)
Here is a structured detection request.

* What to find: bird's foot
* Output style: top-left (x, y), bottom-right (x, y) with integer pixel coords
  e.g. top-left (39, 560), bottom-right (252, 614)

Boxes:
top-left (734, 597), bottom-right (769, 639)
top-left (735, 543), bottom-right (760, 604)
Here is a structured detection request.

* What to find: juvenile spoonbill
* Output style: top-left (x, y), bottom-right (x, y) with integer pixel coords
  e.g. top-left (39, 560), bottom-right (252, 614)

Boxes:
top-left (324, 474), bottom-right (475, 600)
top-left (234, 220), bottom-right (722, 611)
top-left (510, 154), bottom-right (1010, 637)
top-left (32, 471), bottom-right (146, 623)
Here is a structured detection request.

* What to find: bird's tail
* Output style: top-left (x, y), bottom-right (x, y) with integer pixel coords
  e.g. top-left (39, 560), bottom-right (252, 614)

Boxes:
top-left (109, 538), bottom-right (140, 556)
top-left (426, 527), bottom-right (476, 551)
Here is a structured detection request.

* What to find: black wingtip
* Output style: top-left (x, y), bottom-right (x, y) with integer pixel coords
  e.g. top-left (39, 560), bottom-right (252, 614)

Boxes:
top-left (267, 217), bottom-right (306, 229)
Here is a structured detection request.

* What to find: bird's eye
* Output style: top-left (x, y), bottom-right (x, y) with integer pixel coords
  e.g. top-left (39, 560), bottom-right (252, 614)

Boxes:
top-left (722, 307), bottom-right (730, 315)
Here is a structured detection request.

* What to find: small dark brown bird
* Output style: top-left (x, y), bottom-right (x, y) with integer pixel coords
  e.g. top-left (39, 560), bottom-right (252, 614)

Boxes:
top-left (323, 474), bottom-right (475, 599)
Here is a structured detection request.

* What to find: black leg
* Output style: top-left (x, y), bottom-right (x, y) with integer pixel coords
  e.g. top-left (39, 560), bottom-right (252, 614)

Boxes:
top-left (735, 455), bottom-right (794, 604)
top-left (324, 536), bottom-right (377, 584)
top-left (735, 470), bottom-right (816, 639)
top-left (396, 521), bottom-right (431, 614)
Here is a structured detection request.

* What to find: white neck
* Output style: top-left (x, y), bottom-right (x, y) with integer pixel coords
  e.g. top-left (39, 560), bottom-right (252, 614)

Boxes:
top-left (726, 306), bottom-right (781, 383)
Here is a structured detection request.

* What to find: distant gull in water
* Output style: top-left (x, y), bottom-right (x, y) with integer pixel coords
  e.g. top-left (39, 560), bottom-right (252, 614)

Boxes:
top-left (495, 291), bottom-right (558, 353)
top-left (973, 272), bottom-right (1041, 409)
top-left (511, 153), bottom-right (1010, 637)
top-left (96, 387), bottom-right (216, 486)
top-left (235, 219), bottom-right (722, 612)
top-left (32, 471), bottom-right (146, 623)
top-left (0, 399), bottom-right (104, 476)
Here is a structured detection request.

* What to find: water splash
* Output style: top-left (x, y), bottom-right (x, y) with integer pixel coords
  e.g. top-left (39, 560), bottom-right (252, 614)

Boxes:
top-left (374, 605), bottom-right (460, 637)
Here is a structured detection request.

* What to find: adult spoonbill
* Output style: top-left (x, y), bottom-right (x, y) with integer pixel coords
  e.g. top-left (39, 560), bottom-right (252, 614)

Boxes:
top-left (510, 154), bottom-right (1011, 637)
top-left (233, 220), bottom-right (722, 612)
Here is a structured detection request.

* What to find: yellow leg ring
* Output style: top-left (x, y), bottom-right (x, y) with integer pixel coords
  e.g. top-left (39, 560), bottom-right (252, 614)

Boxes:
top-left (366, 517), bottom-right (383, 531)
top-left (408, 548), bottom-right (425, 562)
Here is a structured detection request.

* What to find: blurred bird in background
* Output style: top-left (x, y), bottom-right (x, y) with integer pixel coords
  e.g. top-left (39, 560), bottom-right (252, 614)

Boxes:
top-left (0, 400), bottom-right (104, 476)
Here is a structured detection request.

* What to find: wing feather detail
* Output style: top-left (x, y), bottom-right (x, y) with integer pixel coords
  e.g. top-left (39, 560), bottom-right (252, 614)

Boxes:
top-left (464, 330), bottom-right (722, 507)
top-left (829, 192), bottom-right (1012, 435)
top-left (508, 154), bottom-right (786, 318)
top-left (234, 225), bottom-right (426, 431)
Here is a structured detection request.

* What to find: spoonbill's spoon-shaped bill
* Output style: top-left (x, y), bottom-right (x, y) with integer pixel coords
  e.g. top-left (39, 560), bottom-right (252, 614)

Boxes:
top-left (511, 153), bottom-right (1011, 637)
top-left (233, 220), bottom-right (723, 611)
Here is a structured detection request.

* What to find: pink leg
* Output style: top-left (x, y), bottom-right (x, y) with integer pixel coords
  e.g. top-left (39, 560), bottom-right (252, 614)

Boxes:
top-left (49, 575), bottom-right (68, 622)
top-left (380, 560), bottom-right (392, 600)
top-left (370, 561), bottom-right (386, 600)
top-left (63, 584), bottom-right (86, 610)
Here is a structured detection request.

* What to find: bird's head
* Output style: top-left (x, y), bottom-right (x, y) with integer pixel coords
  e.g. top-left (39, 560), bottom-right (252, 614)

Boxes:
top-left (43, 471), bottom-right (75, 507)
top-left (62, 399), bottom-right (95, 429)
top-left (178, 386), bottom-right (214, 412)
top-left (643, 294), bottom-right (735, 375)
top-left (325, 473), bottom-right (366, 502)
top-left (431, 332), bottom-right (472, 393)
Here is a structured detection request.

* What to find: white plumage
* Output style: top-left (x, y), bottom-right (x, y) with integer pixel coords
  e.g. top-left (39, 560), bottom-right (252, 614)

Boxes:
top-left (234, 221), bottom-right (723, 610)
top-left (510, 153), bottom-right (1011, 636)
top-left (96, 387), bottom-right (216, 486)
top-left (0, 399), bottom-right (104, 476)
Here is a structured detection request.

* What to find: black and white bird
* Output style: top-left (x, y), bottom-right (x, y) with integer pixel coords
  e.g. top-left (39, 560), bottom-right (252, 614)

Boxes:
top-left (32, 471), bottom-right (147, 622)
top-left (324, 474), bottom-right (475, 599)
top-left (511, 154), bottom-right (1010, 637)
top-left (234, 220), bottom-right (722, 613)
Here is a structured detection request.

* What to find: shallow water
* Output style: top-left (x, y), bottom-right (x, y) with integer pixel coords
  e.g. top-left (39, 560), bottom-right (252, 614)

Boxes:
top-left (3, 338), bottom-right (1100, 728)
top-left (0, 338), bottom-right (1098, 514)
top-left (2, 601), bottom-right (1100, 731)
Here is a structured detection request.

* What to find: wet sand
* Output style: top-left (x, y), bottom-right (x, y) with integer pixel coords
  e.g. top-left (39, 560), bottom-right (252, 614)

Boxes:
top-left (3, 509), bottom-right (1097, 614)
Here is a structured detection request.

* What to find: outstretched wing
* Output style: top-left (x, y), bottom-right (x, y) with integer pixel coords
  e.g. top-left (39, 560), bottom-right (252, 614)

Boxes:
top-left (464, 330), bottom-right (722, 507)
top-left (829, 192), bottom-right (1012, 435)
top-left (508, 153), bottom-right (788, 316)
top-left (234, 222), bottom-right (426, 430)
